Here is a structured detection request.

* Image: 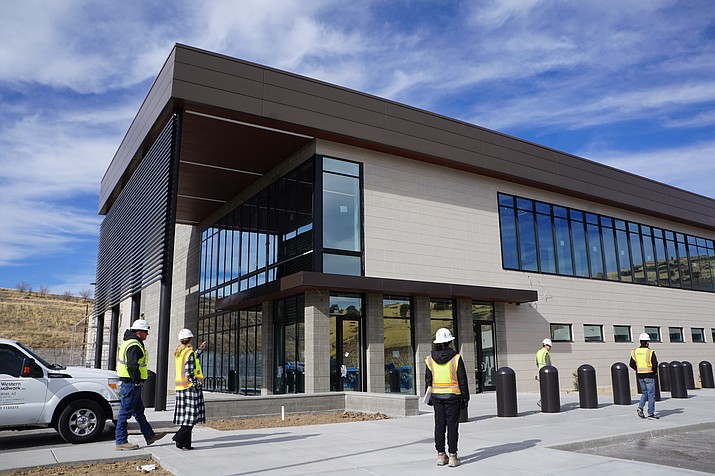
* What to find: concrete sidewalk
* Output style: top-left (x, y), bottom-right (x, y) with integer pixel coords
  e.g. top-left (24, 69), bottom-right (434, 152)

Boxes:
top-left (2, 389), bottom-right (714, 475)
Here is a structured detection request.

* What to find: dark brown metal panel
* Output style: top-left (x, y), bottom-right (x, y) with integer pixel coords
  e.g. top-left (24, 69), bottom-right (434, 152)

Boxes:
top-left (175, 198), bottom-right (223, 225)
top-left (172, 80), bottom-right (264, 118)
top-left (173, 44), bottom-right (265, 83)
top-left (174, 62), bottom-right (265, 101)
top-left (263, 100), bottom-right (386, 144)
top-left (264, 69), bottom-right (386, 113)
top-left (263, 83), bottom-right (386, 130)
top-left (385, 115), bottom-right (485, 155)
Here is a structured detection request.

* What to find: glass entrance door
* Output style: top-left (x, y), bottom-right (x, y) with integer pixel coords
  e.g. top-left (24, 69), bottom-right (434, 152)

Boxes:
top-left (331, 317), bottom-right (362, 391)
top-left (474, 321), bottom-right (496, 392)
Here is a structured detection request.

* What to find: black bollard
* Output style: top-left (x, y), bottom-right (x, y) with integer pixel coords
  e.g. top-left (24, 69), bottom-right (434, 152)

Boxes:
top-left (495, 367), bottom-right (518, 417)
top-left (700, 361), bottom-right (714, 388)
top-left (611, 362), bottom-right (631, 405)
top-left (658, 362), bottom-right (670, 391)
top-left (577, 364), bottom-right (598, 409)
top-left (682, 361), bottom-right (696, 390)
top-left (539, 365), bottom-right (560, 413)
top-left (669, 361), bottom-right (688, 398)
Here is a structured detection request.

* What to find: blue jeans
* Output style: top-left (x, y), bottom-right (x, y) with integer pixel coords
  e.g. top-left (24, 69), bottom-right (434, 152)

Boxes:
top-left (638, 377), bottom-right (656, 416)
top-left (115, 381), bottom-right (154, 445)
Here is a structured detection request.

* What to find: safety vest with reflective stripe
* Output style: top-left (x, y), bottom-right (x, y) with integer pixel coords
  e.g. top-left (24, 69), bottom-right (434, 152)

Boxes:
top-left (425, 354), bottom-right (461, 395)
top-left (536, 348), bottom-right (552, 369)
top-left (175, 348), bottom-right (204, 390)
top-left (631, 347), bottom-right (655, 373)
top-left (117, 339), bottom-right (148, 380)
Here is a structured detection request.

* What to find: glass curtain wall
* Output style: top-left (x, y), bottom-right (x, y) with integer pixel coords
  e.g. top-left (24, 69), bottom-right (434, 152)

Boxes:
top-left (197, 305), bottom-right (261, 395)
top-left (383, 296), bottom-right (415, 394)
top-left (274, 295), bottom-right (305, 394)
top-left (498, 193), bottom-right (715, 293)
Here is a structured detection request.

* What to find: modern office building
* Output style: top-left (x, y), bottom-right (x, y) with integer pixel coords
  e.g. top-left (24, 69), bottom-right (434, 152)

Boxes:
top-left (92, 44), bottom-right (715, 409)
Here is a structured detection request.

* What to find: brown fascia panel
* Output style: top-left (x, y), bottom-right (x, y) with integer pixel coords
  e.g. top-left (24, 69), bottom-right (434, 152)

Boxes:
top-left (101, 44), bottom-right (715, 231)
top-left (216, 271), bottom-right (538, 311)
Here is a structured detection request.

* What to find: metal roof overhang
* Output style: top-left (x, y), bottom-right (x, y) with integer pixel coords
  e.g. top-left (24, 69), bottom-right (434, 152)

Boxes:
top-left (216, 271), bottom-right (538, 311)
top-left (100, 44), bottom-right (715, 231)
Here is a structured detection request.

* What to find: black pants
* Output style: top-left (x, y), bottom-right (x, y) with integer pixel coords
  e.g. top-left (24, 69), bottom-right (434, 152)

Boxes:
top-left (172, 425), bottom-right (193, 448)
top-left (432, 395), bottom-right (461, 454)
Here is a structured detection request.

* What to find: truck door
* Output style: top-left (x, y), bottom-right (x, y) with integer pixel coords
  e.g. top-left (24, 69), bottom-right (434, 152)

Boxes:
top-left (0, 344), bottom-right (48, 425)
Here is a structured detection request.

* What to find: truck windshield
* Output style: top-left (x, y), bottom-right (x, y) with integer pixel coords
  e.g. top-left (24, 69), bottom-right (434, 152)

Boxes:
top-left (17, 342), bottom-right (59, 369)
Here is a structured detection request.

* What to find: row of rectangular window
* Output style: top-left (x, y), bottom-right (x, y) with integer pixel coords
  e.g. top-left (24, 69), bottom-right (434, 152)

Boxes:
top-left (551, 323), bottom-right (713, 343)
top-left (498, 193), bottom-right (715, 292)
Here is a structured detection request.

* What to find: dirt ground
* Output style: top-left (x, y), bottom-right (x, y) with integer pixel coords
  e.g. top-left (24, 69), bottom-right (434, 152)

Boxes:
top-left (3, 412), bottom-right (389, 476)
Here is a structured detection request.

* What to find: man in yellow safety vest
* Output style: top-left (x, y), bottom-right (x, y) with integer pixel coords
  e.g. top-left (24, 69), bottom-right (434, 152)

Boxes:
top-left (630, 332), bottom-right (659, 419)
top-left (115, 318), bottom-right (166, 450)
top-left (425, 328), bottom-right (469, 468)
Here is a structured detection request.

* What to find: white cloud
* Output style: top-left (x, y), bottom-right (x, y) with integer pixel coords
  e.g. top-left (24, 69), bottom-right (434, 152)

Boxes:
top-left (584, 141), bottom-right (715, 199)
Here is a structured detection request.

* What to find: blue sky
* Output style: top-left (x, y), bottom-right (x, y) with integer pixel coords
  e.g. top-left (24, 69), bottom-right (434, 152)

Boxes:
top-left (1, 0), bottom-right (714, 296)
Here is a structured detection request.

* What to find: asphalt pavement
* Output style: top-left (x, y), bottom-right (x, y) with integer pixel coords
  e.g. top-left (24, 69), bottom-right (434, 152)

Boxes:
top-left (1, 389), bottom-right (714, 475)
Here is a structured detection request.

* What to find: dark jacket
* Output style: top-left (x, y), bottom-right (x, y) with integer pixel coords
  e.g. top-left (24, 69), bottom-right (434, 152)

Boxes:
top-left (120, 329), bottom-right (146, 384)
top-left (629, 344), bottom-right (658, 379)
top-left (425, 348), bottom-right (470, 402)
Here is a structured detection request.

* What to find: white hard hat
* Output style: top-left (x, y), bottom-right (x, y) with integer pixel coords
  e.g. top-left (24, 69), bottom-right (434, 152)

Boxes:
top-left (434, 328), bottom-right (455, 344)
top-left (542, 338), bottom-right (552, 346)
top-left (639, 333), bottom-right (651, 341)
top-left (130, 319), bottom-right (150, 332)
top-left (178, 328), bottom-right (194, 340)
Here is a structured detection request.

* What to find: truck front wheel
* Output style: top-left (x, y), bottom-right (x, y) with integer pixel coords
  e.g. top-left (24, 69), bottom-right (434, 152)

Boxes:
top-left (57, 399), bottom-right (106, 444)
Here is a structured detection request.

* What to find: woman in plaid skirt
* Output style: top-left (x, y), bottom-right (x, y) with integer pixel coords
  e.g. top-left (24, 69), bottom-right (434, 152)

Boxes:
top-left (172, 329), bottom-right (206, 450)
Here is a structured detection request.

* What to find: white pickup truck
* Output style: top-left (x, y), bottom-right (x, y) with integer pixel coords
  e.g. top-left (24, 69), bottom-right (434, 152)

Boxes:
top-left (0, 338), bottom-right (121, 443)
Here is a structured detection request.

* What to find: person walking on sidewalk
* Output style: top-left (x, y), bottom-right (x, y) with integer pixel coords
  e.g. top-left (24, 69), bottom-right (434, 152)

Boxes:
top-left (172, 328), bottom-right (206, 450)
top-left (630, 333), bottom-right (659, 420)
top-left (115, 317), bottom-right (167, 450)
top-left (535, 338), bottom-right (553, 407)
top-left (425, 328), bottom-right (469, 468)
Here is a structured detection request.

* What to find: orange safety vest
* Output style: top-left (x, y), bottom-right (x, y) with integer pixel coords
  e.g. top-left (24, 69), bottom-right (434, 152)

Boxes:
top-left (175, 348), bottom-right (204, 390)
top-left (425, 354), bottom-right (462, 395)
top-left (631, 347), bottom-right (655, 373)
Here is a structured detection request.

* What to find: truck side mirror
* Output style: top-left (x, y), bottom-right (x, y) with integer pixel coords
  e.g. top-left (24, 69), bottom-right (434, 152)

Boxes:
top-left (21, 358), bottom-right (37, 378)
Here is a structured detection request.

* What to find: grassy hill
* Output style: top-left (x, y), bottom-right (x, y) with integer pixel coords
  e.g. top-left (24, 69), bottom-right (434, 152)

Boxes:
top-left (0, 288), bottom-right (92, 349)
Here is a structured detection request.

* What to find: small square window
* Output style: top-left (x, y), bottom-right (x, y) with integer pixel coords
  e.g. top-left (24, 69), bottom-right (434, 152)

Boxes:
top-left (550, 324), bottom-right (572, 342)
top-left (692, 328), bottom-right (706, 343)
top-left (584, 325), bottom-right (603, 342)
top-left (644, 326), bottom-right (661, 342)
top-left (669, 327), bottom-right (684, 343)
top-left (614, 325), bottom-right (631, 343)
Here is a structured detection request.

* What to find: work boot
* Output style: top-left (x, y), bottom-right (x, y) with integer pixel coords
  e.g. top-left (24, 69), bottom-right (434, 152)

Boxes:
top-left (436, 452), bottom-right (448, 466)
top-left (116, 442), bottom-right (139, 451)
top-left (448, 453), bottom-right (460, 467)
top-left (146, 431), bottom-right (167, 445)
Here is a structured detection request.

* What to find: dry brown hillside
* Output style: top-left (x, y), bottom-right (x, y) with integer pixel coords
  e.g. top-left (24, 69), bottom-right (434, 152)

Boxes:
top-left (0, 288), bottom-right (91, 348)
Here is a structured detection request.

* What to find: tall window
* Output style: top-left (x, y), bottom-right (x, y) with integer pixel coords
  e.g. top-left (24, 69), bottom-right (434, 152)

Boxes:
top-left (430, 299), bottom-right (455, 343)
top-left (274, 295), bottom-right (305, 394)
top-left (322, 157), bottom-right (363, 275)
top-left (496, 193), bottom-right (714, 293)
top-left (330, 294), bottom-right (364, 392)
top-left (383, 296), bottom-right (415, 394)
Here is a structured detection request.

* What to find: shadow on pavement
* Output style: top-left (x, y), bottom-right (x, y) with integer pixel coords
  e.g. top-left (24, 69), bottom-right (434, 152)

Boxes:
top-left (461, 439), bottom-right (541, 465)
